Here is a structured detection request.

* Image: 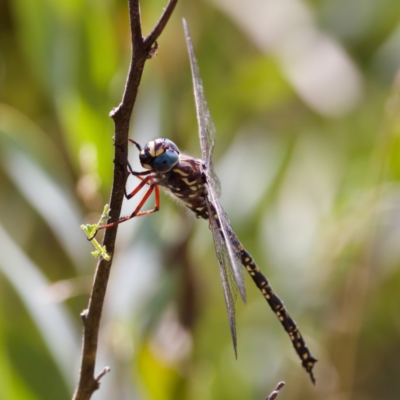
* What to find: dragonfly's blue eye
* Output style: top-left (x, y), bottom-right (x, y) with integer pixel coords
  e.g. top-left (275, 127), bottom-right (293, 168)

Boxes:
top-left (163, 139), bottom-right (179, 153)
top-left (152, 148), bottom-right (179, 172)
top-left (140, 138), bottom-right (180, 171)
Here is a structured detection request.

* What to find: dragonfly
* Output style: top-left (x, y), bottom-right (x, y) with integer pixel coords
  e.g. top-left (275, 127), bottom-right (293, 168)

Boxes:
top-left (96, 19), bottom-right (317, 383)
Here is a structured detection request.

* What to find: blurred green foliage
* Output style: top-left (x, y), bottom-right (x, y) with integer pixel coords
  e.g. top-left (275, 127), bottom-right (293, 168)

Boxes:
top-left (1, 0), bottom-right (400, 399)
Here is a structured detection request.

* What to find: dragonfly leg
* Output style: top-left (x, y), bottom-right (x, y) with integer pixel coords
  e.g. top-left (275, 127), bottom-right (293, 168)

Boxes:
top-left (124, 139), bottom-right (151, 178)
top-left (129, 182), bottom-right (160, 217)
top-left (124, 175), bottom-right (154, 200)
top-left (95, 177), bottom-right (160, 234)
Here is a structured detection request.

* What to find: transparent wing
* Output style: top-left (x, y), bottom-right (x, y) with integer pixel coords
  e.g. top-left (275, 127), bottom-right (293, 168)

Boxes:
top-left (183, 20), bottom-right (221, 196)
top-left (183, 19), bottom-right (246, 349)
top-left (206, 181), bottom-right (246, 304)
top-left (208, 160), bottom-right (221, 197)
top-left (207, 198), bottom-right (239, 355)
top-left (206, 185), bottom-right (247, 355)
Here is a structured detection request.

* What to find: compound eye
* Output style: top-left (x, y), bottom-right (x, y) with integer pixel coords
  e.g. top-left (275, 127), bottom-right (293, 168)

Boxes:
top-left (152, 149), bottom-right (179, 172)
top-left (163, 139), bottom-right (180, 153)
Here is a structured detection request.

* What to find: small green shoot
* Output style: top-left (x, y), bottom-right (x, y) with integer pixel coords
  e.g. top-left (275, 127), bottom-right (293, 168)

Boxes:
top-left (80, 204), bottom-right (112, 261)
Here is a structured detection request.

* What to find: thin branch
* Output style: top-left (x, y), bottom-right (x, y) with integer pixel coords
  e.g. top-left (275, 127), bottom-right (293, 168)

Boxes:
top-left (128, 0), bottom-right (142, 49)
top-left (95, 366), bottom-right (111, 383)
top-left (72, 1), bottom-right (178, 399)
top-left (266, 382), bottom-right (285, 400)
top-left (143, 0), bottom-right (178, 49)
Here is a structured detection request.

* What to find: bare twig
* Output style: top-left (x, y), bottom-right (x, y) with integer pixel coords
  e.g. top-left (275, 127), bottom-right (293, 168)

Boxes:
top-left (72, 1), bottom-right (178, 399)
top-left (143, 0), bottom-right (178, 49)
top-left (266, 381), bottom-right (285, 400)
top-left (95, 366), bottom-right (111, 383)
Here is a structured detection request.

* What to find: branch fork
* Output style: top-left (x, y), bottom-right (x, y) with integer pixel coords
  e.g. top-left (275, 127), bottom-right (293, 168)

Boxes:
top-left (72, 1), bottom-right (178, 399)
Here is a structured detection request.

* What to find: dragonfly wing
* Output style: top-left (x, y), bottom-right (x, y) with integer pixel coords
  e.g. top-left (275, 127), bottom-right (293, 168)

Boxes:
top-left (183, 19), bottom-right (221, 198)
top-left (206, 197), bottom-right (239, 356)
top-left (183, 19), bottom-right (215, 169)
top-left (206, 180), bottom-right (246, 304)
top-left (184, 19), bottom-right (246, 351)
top-left (208, 160), bottom-right (221, 198)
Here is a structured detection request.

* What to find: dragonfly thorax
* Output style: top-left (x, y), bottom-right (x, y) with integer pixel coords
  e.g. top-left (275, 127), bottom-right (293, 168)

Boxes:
top-left (139, 138), bottom-right (180, 173)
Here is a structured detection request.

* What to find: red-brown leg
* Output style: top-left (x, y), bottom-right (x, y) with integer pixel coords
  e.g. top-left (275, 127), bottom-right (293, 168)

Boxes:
top-left (96, 178), bottom-right (160, 233)
top-left (134, 183), bottom-right (160, 217)
top-left (124, 175), bottom-right (154, 200)
top-left (127, 179), bottom-right (160, 217)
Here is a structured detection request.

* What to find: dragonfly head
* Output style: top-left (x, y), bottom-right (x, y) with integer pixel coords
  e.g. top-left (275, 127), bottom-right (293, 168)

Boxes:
top-left (139, 138), bottom-right (180, 173)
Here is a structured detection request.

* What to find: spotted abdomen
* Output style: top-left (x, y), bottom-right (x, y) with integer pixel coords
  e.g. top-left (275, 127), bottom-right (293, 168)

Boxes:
top-left (240, 248), bottom-right (317, 382)
top-left (198, 201), bottom-right (317, 382)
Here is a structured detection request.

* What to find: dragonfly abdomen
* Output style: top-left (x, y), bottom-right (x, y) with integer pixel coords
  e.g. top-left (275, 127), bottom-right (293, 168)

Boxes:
top-left (240, 248), bottom-right (317, 383)
top-left (171, 183), bottom-right (318, 382)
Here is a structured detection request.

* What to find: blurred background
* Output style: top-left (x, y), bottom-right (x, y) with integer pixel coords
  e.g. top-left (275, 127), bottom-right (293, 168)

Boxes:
top-left (1, 0), bottom-right (400, 399)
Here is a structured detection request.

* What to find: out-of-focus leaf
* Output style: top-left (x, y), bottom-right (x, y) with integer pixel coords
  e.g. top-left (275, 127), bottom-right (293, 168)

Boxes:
top-left (0, 104), bottom-right (90, 269)
top-left (229, 56), bottom-right (293, 113)
top-left (0, 308), bottom-right (40, 400)
top-left (0, 224), bottom-right (79, 388)
top-left (9, 0), bottom-right (54, 91)
top-left (0, 104), bottom-right (71, 180)
top-left (85, 6), bottom-right (119, 90)
top-left (58, 93), bottom-right (114, 184)
top-left (137, 344), bottom-right (181, 400)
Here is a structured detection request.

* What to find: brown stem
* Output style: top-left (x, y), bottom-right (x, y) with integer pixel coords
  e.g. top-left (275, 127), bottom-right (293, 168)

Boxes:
top-left (266, 382), bottom-right (285, 400)
top-left (72, 1), bottom-right (178, 399)
top-left (143, 0), bottom-right (178, 49)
